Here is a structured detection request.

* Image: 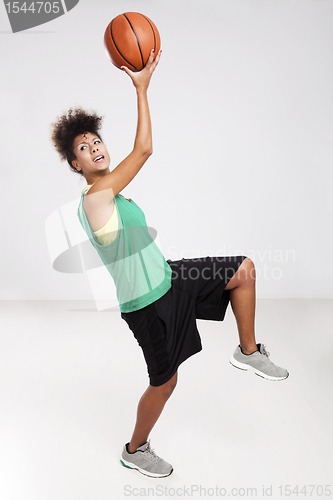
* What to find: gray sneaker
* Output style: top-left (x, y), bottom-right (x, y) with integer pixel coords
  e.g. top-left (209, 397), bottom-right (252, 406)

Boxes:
top-left (230, 343), bottom-right (289, 381)
top-left (120, 440), bottom-right (173, 478)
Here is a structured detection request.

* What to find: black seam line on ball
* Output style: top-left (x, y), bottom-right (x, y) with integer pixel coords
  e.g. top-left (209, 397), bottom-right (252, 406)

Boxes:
top-left (110, 19), bottom-right (137, 71)
top-left (123, 13), bottom-right (144, 70)
top-left (142, 15), bottom-right (156, 51)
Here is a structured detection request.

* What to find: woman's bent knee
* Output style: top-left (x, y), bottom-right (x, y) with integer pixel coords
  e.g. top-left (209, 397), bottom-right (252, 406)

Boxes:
top-left (165, 371), bottom-right (178, 393)
top-left (155, 371), bottom-right (177, 398)
top-left (238, 257), bottom-right (256, 281)
top-left (225, 257), bottom-right (256, 290)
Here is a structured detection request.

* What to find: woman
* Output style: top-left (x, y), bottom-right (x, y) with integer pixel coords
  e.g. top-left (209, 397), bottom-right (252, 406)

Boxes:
top-left (50, 49), bottom-right (288, 478)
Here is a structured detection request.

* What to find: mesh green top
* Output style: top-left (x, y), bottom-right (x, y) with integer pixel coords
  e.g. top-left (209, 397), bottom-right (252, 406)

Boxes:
top-left (77, 187), bottom-right (172, 312)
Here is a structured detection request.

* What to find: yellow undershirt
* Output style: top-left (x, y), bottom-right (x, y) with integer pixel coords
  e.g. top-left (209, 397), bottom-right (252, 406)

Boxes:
top-left (81, 185), bottom-right (118, 245)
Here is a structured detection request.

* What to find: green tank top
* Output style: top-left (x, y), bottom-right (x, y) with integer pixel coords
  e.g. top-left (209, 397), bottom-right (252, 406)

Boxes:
top-left (77, 188), bottom-right (172, 312)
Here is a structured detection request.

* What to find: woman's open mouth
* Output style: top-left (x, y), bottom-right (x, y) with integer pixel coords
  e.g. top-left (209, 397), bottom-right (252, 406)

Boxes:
top-left (93, 155), bottom-right (104, 163)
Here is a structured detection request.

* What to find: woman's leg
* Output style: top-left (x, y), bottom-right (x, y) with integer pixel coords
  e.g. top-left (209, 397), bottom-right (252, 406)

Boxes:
top-left (224, 257), bottom-right (258, 354)
top-left (127, 371), bottom-right (178, 453)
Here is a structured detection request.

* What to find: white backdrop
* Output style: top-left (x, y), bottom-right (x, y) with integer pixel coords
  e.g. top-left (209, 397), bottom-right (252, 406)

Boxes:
top-left (1, 0), bottom-right (332, 301)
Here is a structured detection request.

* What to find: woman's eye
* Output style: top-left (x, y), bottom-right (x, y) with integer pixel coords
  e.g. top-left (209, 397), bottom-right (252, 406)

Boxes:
top-left (79, 141), bottom-right (100, 151)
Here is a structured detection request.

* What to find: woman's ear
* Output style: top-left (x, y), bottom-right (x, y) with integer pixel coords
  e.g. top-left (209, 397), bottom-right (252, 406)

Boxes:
top-left (72, 159), bottom-right (81, 172)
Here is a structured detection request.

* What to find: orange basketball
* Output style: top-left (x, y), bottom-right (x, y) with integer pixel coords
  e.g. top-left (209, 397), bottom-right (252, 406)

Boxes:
top-left (104, 12), bottom-right (161, 71)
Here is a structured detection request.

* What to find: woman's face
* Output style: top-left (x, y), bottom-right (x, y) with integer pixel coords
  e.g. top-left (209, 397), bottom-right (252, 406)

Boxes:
top-left (72, 132), bottom-right (111, 182)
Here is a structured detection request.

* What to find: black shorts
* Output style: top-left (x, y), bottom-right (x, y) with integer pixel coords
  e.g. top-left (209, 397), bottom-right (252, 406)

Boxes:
top-left (121, 255), bottom-right (247, 386)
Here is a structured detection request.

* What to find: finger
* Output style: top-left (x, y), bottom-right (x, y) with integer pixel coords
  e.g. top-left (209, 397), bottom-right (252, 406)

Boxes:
top-left (145, 49), bottom-right (156, 67)
top-left (120, 65), bottom-right (134, 76)
top-left (151, 49), bottom-right (162, 70)
top-left (147, 50), bottom-right (161, 73)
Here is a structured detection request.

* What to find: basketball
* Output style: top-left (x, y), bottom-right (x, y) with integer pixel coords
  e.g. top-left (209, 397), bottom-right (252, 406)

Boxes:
top-left (104, 12), bottom-right (161, 72)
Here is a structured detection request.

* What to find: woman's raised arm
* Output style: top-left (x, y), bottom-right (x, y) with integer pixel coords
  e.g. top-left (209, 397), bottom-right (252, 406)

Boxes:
top-left (85, 49), bottom-right (162, 205)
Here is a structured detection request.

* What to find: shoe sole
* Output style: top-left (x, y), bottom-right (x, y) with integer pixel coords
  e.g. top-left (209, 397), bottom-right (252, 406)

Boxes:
top-left (229, 357), bottom-right (289, 381)
top-left (120, 458), bottom-right (173, 478)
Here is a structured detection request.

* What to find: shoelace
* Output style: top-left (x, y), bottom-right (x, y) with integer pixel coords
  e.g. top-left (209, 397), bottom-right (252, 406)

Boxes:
top-left (261, 344), bottom-right (270, 358)
top-left (144, 440), bottom-right (160, 463)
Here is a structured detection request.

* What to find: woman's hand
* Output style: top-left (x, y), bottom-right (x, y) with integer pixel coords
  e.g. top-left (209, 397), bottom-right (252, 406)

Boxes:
top-left (121, 49), bottom-right (162, 92)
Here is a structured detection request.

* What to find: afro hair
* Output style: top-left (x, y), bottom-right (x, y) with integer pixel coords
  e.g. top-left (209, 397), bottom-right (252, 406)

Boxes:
top-left (50, 107), bottom-right (104, 175)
